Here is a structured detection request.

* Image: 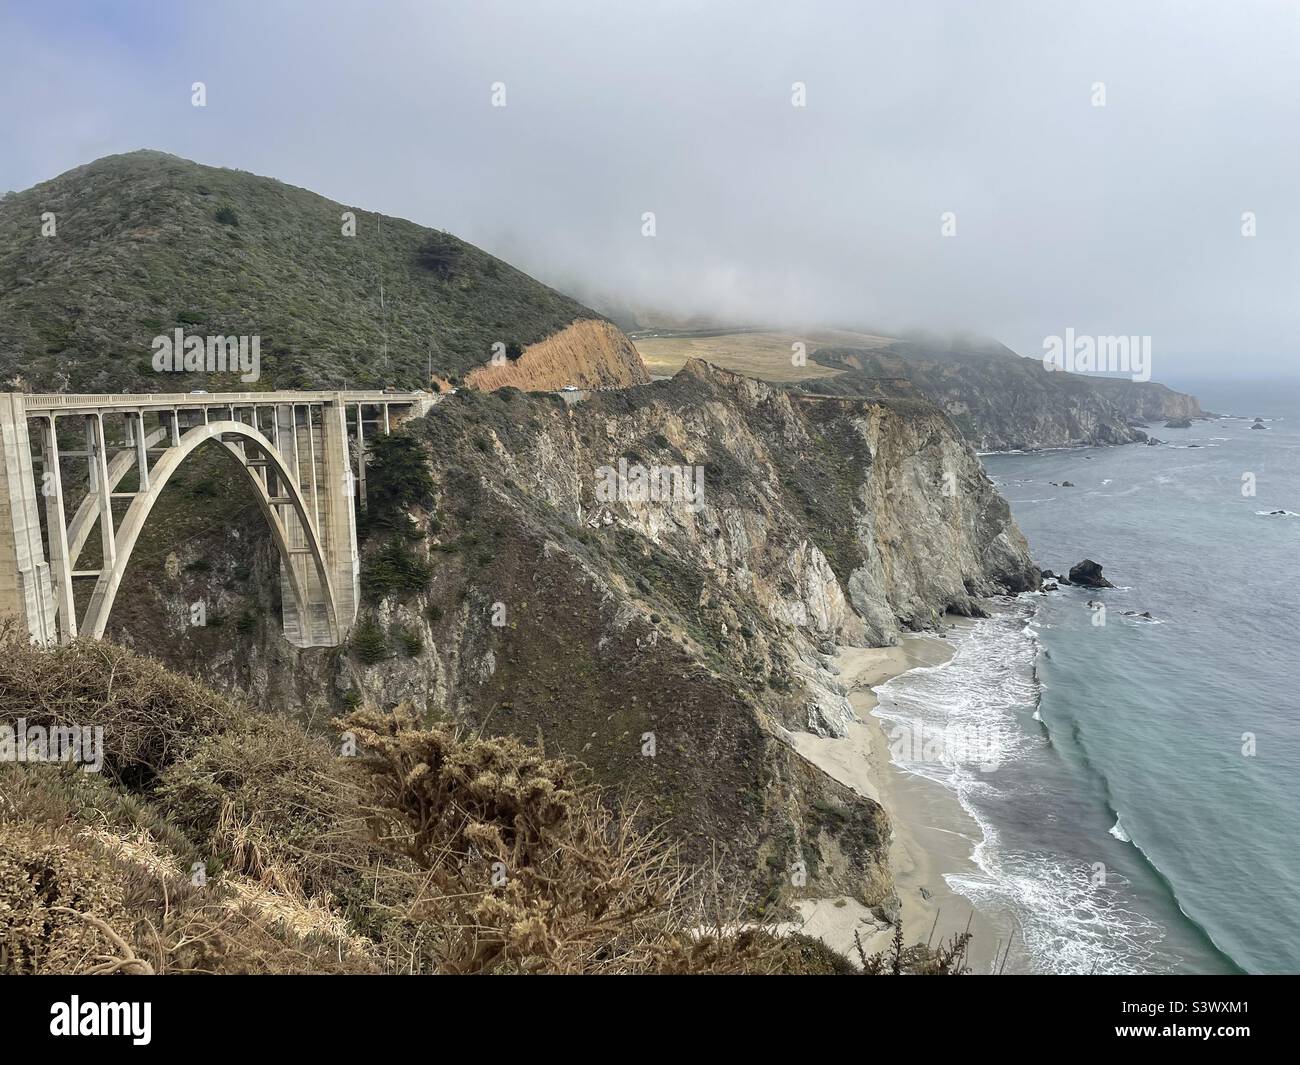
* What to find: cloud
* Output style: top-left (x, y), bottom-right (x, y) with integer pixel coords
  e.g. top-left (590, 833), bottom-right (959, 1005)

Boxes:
top-left (2, 0), bottom-right (1297, 375)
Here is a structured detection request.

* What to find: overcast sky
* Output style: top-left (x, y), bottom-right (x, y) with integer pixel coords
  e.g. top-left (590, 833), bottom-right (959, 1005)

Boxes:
top-left (2, 0), bottom-right (1297, 377)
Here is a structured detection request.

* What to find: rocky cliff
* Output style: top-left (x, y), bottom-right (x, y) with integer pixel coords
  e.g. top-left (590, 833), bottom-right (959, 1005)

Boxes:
top-left (104, 360), bottom-right (1037, 920)
top-left (1086, 376), bottom-right (1207, 424)
top-left (806, 341), bottom-right (1207, 451)
top-left (465, 318), bottom-right (650, 392)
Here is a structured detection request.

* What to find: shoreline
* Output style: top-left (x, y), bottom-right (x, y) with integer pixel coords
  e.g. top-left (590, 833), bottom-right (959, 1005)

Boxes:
top-left (789, 619), bottom-right (1012, 972)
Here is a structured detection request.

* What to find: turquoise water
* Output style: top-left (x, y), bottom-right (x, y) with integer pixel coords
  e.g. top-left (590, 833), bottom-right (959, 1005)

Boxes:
top-left (883, 379), bottom-right (1299, 974)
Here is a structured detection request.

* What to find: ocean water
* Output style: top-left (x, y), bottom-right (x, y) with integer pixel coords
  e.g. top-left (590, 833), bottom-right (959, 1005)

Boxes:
top-left (876, 378), bottom-right (1300, 974)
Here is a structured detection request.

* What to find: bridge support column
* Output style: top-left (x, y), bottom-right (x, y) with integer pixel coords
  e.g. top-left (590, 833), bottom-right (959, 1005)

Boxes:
top-left (355, 403), bottom-right (367, 509)
top-left (319, 398), bottom-right (359, 637)
top-left (0, 395), bottom-right (57, 645)
top-left (38, 416), bottom-right (76, 642)
top-left (271, 401), bottom-right (357, 647)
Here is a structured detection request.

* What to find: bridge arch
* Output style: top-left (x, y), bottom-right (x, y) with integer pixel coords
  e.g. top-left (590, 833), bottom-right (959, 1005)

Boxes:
top-left (1, 389), bottom-right (435, 648)
top-left (79, 420), bottom-right (339, 642)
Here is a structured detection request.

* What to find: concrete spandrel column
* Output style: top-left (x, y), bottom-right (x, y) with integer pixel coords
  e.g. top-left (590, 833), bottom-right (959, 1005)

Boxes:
top-left (89, 413), bottom-right (116, 566)
top-left (38, 415), bottom-right (76, 642)
top-left (275, 402), bottom-right (312, 646)
top-left (355, 403), bottom-right (367, 509)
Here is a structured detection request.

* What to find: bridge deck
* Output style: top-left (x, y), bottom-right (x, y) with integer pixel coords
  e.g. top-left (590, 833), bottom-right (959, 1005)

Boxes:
top-left (22, 390), bottom-right (432, 416)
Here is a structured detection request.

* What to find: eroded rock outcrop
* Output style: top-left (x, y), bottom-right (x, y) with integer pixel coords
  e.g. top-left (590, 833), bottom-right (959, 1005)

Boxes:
top-left (465, 318), bottom-right (650, 392)
top-left (805, 341), bottom-right (1207, 451)
top-left (1068, 559), bottom-right (1114, 588)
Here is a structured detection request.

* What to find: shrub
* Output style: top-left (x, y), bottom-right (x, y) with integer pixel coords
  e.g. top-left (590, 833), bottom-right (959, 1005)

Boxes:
top-left (334, 704), bottom-right (802, 975)
top-left (0, 632), bottom-right (240, 786)
top-left (414, 232), bottom-right (461, 278)
top-left (350, 615), bottom-right (388, 664)
top-left (362, 536), bottom-right (432, 601)
top-left (214, 206), bottom-right (239, 226)
top-left (364, 432), bottom-right (434, 528)
top-left (0, 820), bottom-right (134, 974)
top-left (155, 714), bottom-right (359, 900)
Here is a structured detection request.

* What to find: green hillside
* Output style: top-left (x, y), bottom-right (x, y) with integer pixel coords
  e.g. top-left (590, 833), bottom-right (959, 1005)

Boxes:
top-left (0, 151), bottom-right (599, 392)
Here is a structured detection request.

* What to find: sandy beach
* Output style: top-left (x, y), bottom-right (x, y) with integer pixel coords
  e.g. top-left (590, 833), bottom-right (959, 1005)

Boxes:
top-left (787, 620), bottom-right (1012, 973)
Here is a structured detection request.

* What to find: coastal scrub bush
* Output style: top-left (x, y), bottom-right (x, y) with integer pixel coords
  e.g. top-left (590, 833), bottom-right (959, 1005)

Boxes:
top-left (414, 232), bottom-right (461, 278)
top-left (853, 921), bottom-right (972, 975)
top-left (362, 536), bottom-right (432, 600)
top-left (337, 703), bottom-right (788, 974)
top-left (363, 432), bottom-right (435, 528)
top-left (350, 615), bottom-right (388, 664)
top-left (0, 630), bottom-right (240, 786)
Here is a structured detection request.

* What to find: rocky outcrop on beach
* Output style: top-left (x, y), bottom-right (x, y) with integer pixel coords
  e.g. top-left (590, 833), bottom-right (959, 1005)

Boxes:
top-left (1068, 559), bottom-right (1114, 588)
top-left (1164, 417), bottom-right (1193, 429)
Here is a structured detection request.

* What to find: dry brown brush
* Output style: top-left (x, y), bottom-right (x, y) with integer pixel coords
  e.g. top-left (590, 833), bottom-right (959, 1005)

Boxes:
top-left (338, 702), bottom-right (798, 974)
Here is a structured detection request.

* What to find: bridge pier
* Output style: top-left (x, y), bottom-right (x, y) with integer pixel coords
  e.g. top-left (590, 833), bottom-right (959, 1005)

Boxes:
top-left (0, 394), bottom-right (57, 644)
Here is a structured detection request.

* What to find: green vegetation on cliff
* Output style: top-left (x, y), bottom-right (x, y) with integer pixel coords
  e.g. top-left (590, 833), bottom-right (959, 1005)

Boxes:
top-left (0, 151), bottom-right (601, 392)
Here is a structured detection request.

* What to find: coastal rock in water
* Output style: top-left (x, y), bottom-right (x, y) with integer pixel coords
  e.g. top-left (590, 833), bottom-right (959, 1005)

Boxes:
top-left (1251, 422), bottom-right (1267, 430)
top-left (1061, 480), bottom-right (1075, 487)
top-left (1146, 437), bottom-right (1161, 446)
top-left (1042, 580), bottom-right (1058, 592)
top-left (1164, 417), bottom-right (1193, 429)
top-left (1068, 559), bottom-right (1114, 588)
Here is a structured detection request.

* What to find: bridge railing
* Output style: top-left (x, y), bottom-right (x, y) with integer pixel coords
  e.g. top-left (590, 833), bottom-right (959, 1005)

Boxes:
top-left (21, 390), bottom-right (432, 413)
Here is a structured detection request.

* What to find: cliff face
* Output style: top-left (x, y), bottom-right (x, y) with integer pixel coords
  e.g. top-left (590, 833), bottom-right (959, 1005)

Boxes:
top-left (1087, 377), bottom-right (1206, 423)
top-left (104, 359), bottom-right (1037, 920)
top-left (807, 343), bottom-right (1206, 451)
top-left (464, 318), bottom-right (650, 392)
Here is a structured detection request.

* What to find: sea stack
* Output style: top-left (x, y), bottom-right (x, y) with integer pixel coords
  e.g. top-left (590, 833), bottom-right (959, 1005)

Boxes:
top-left (1068, 559), bottom-right (1115, 588)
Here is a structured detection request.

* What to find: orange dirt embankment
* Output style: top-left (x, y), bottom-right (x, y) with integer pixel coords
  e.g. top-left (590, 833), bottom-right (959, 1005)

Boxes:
top-left (465, 319), bottom-right (651, 392)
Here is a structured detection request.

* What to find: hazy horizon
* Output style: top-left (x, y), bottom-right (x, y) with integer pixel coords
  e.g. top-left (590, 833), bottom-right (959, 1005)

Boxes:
top-left (2, 0), bottom-right (1297, 378)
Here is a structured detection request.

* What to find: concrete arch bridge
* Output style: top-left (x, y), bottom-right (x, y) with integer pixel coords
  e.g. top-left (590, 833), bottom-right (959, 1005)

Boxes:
top-left (0, 390), bottom-right (436, 647)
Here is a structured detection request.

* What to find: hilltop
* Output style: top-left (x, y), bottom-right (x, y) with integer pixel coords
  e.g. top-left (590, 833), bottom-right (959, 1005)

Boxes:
top-left (0, 151), bottom-right (645, 392)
